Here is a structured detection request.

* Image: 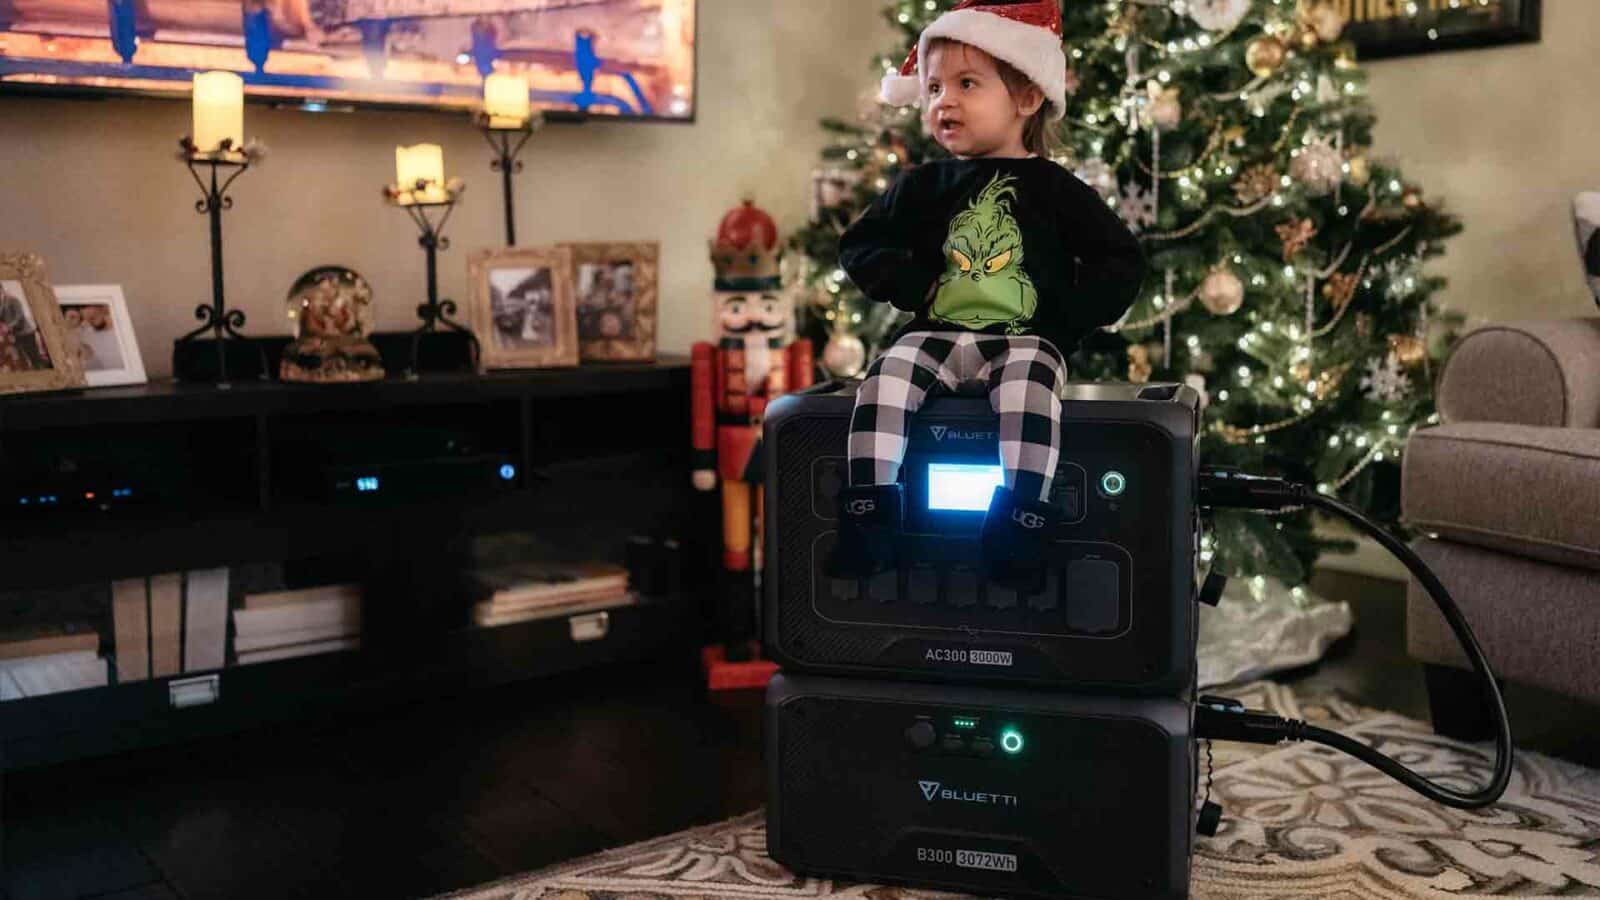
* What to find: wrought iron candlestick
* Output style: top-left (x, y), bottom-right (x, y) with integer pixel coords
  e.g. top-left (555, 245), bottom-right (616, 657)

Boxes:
top-left (478, 112), bottom-right (541, 247)
top-left (176, 137), bottom-right (268, 386)
top-left (384, 178), bottom-right (479, 376)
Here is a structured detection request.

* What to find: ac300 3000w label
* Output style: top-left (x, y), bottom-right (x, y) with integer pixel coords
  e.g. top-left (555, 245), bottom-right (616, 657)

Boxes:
top-left (925, 648), bottom-right (1013, 667)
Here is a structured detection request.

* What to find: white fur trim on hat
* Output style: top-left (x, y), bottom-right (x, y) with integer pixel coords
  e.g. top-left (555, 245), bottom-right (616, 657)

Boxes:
top-left (919, 7), bottom-right (1068, 122)
top-left (880, 71), bottom-right (923, 109)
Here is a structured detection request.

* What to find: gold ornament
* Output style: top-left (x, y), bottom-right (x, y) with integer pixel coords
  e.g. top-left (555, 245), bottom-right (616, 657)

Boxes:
top-left (1322, 272), bottom-right (1359, 313)
top-left (1127, 344), bottom-right (1153, 384)
top-left (1315, 362), bottom-right (1352, 400)
top-left (1145, 81), bottom-right (1182, 131)
top-left (1276, 218), bottom-right (1318, 261)
top-left (1294, 25), bottom-right (1319, 52)
top-left (1388, 334), bottom-right (1427, 369)
top-left (1199, 268), bottom-right (1245, 315)
top-left (822, 331), bottom-right (867, 378)
top-left (1290, 134), bottom-right (1344, 197)
top-left (1402, 186), bottom-right (1425, 210)
top-left (1246, 35), bottom-right (1287, 78)
top-left (1233, 163), bottom-right (1278, 204)
top-left (1291, 359), bottom-right (1312, 383)
top-left (1346, 154), bottom-right (1371, 187)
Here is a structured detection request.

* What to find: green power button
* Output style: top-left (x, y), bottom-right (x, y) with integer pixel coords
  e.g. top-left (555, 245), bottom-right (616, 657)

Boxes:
top-left (1100, 470), bottom-right (1127, 497)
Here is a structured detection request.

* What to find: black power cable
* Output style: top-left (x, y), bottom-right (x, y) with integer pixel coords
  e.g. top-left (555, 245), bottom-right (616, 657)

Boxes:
top-left (1193, 467), bottom-right (1514, 811)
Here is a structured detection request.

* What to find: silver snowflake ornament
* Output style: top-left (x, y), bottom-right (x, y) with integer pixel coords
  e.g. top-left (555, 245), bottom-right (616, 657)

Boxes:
top-left (1360, 354), bottom-right (1412, 403)
top-left (1118, 181), bottom-right (1157, 233)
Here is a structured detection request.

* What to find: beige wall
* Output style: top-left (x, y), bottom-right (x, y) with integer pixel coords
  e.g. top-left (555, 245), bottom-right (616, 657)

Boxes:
top-left (1363, 0), bottom-right (1598, 326)
top-left (0, 0), bottom-right (891, 378)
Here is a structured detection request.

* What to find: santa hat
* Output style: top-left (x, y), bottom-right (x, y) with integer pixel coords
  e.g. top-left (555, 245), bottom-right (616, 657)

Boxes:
top-left (881, 0), bottom-right (1067, 122)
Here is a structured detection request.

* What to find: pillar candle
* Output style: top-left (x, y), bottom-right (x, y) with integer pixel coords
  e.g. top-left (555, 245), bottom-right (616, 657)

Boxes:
top-left (483, 73), bottom-right (531, 128)
top-left (192, 71), bottom-right (244, 153)
top-left (395, 143), bottom-right (446, 203)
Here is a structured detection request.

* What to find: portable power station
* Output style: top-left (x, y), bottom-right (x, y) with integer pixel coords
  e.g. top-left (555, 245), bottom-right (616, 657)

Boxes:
top-left (762, 380), bottom-right (1203, 693)
top-left (765, 672), bottom-right (1196, 900)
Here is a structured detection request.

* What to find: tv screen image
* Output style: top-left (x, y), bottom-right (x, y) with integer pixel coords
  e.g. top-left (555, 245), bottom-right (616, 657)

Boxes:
top-left (0, 0), bottom-right (696, 119)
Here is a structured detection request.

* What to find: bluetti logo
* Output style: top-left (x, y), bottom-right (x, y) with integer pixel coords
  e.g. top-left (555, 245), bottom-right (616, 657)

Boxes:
top-left (917, 780), bottom-right (1019, 807)
top-left (929, 426), bottom-right (997, 443)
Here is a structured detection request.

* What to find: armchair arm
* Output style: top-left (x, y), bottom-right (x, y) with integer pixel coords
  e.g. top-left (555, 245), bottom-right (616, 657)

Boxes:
top-left (1436, 318), bottom-right (1600, 428)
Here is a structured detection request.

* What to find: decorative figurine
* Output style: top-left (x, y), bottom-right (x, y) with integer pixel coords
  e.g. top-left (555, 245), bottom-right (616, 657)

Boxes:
top-left (692, 199), bottom-right (813, 688)
top-left (280, 266), bottom-right (386, 383)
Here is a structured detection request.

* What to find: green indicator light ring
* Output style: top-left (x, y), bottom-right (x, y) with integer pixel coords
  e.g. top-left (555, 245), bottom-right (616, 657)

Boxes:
top-left (1001, 730), bottom-right (1024, 753)
top-left (1100, 471), bottom-right (1126, 497)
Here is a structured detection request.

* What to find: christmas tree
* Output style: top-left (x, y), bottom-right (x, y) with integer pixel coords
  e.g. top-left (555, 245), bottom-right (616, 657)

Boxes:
top-left (789, 0), bottom-right (1466, 589)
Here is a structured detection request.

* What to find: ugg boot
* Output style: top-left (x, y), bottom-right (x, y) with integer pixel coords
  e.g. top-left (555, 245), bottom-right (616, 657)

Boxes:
top-left (979, 484), bottom-right (1059, 594)
top-left (823, 484), bottom-right (903, 578)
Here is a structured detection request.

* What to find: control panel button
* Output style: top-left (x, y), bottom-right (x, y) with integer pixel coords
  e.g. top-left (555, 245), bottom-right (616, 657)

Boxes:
top-left (1098, 470), bottom-right (1127, 498)
top-left (905, 720), bottom-right (937, 749)
top-left (940, 734), bottom-right (966, 753)
top-left (971, 739), bottom-right (995, 758)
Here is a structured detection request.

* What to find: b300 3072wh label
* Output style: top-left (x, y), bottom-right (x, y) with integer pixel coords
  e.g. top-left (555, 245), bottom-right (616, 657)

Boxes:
top-left (917, 848), bottom-right (1017, 872)
top-left (957, 850), bottom-right (1018, 872)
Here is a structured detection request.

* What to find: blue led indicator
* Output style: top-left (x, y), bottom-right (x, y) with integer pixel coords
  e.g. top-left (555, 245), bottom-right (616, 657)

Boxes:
top-left (498, 464), bottom-right (517, 481)
top-left (356, 476), bottom-right (380, 493)
top-left (18, 497), bottom-right (28, 505)
top-left (1100, 470), bottom-right (1127, 497)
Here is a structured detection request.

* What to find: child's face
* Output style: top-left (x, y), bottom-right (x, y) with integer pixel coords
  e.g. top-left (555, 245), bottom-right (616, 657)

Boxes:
top-left (923, 42), bottom-right (1041, 159)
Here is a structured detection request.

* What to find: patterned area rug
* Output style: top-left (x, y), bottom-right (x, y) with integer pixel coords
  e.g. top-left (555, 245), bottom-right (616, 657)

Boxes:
top-left (434, 683), bottom-right (1600, 900)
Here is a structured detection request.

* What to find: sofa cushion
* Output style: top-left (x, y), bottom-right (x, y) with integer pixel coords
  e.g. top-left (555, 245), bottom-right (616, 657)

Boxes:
top-left (1402, 422), bottom-right (1600, 572)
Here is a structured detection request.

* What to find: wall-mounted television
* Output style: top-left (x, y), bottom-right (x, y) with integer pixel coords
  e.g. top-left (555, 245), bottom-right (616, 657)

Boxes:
top-left (0, 0), bottom-right (697, 120)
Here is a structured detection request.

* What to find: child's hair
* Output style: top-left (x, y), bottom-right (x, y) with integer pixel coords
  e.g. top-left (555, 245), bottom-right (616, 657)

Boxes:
top-left (928, 37), bottom-right (1057, 158)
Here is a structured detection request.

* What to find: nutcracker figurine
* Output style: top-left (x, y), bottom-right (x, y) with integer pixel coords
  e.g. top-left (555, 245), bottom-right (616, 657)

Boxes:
top-left (693, 199), bottom-right (813, 689)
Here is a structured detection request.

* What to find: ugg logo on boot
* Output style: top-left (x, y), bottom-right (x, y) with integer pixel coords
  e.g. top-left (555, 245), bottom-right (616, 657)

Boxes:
top-left (1012, 509), bottom-right (1045, 529)
top-left (848, 499), bottom-right (877, 515)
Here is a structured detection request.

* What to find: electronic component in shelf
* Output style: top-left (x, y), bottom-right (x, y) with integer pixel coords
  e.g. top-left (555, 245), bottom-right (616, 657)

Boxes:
top-left (326, 455), bottom-right (521, 502)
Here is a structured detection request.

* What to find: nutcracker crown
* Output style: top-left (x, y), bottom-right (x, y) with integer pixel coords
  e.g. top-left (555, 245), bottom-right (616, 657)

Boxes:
top-left (711, 199), bottom-right (782, 291)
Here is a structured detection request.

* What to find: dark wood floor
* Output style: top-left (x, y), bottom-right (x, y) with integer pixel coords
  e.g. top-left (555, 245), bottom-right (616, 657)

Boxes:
top-left (4, 569), bottom-right (1597, 900)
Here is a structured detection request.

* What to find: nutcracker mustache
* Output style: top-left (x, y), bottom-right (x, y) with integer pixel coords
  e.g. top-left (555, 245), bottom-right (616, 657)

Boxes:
top-left (723, 319), bottom-right (786, 334)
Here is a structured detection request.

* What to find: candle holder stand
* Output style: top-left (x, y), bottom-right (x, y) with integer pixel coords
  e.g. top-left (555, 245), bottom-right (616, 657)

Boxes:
top-left (384, 179), bottom-right (479, 377)
top-left (175, 138), bottom-right (269, 386)
top-left (477, 111), bottom-right (542, 247)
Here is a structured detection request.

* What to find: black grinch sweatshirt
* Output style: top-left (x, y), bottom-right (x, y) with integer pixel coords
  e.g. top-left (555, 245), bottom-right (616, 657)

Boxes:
top-left (838, 156), bottom-right (1146, 359)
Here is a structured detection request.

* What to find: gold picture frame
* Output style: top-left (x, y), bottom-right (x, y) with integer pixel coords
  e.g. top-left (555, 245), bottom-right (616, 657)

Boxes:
top-left (467, 245), bottom-right (580, 371)
top-left (0, 252), bottom-right (87, 395)
top-left (561, 242), bottom-right (659, 363)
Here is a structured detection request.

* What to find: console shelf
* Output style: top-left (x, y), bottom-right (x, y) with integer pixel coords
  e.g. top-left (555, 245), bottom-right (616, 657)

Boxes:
top-left (0, 358), bottom-right (712, 771)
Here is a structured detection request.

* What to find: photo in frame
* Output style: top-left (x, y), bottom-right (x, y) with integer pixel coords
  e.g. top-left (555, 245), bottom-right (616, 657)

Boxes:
top-left (467, 246), bottom-right (579, 371)
top-left (1342, 0), bottom-right (1540, 60)
top-left (55, 285), bottom-right (148, 388)
top-left (0, 253), bottom-right (87, 395)
top-left (561, 242), bottom-right (659, 362)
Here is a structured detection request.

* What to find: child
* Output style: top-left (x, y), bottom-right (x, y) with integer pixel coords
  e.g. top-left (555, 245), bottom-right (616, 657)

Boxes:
top-left (826, 0), bottom-right (1146, 594)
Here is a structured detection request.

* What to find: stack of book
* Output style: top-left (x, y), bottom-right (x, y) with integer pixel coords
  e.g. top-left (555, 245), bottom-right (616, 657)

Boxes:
top-left (0, 622), bottom-right (108, 699)
top-left (466, 561), bottom-right (633, 628)
top-left (232, 584), bottom-right (362, 665)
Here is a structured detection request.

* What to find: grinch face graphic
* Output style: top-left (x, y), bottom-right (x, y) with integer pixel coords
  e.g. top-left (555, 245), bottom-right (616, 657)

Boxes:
top-left (930, 173), bottom-right (1038, 332)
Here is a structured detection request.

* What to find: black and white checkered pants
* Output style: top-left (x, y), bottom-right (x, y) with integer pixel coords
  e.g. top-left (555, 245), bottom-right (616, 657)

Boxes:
top-left (848, 331), bottom-right (1067, 503)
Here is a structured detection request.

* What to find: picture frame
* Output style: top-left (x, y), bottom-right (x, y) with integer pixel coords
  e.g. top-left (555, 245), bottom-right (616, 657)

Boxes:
top-left (467, 246), bottom-right (580, 371)
top-left (1344, 0), bottom-right (1541, 60)
top-left (561, 242), bottom-right (660, 363)
top-left (55, 285), bottom-right (148, 388)
top-left (0, 252), bottom-right (87, 396)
